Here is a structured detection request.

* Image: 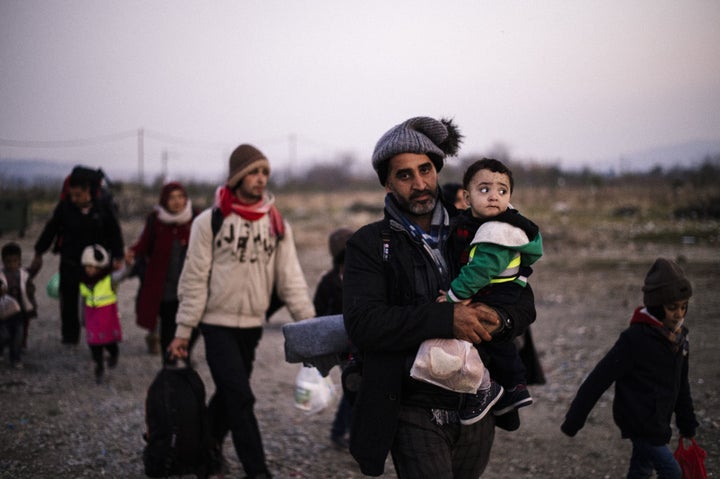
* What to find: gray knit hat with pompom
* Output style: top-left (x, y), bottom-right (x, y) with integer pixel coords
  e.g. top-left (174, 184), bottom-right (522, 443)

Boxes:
top-left (371, 116), bottom-right (463, 185)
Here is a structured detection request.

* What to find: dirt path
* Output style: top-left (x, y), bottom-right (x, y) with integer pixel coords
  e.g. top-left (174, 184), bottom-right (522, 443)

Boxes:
top-left (1, 219), bottom-right (718, 478)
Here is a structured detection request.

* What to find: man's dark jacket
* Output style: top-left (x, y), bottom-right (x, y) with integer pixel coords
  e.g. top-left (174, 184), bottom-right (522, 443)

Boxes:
top-left (35, 196), bottom-right (124, 264)
top-left (343, 211), bottom-right (536, 476)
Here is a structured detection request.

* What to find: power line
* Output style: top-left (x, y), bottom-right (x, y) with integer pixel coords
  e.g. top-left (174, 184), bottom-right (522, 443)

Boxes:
top-left (144, 129), bottom-right (229, 151)
top-left (0, 129), bottom-right (230, 152)
top-left (0, 130), bottom-right (137, 148)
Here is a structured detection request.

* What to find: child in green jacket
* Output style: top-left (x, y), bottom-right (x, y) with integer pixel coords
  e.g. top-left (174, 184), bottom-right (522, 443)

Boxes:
top-left (433, 158), bottom-right (543, 426)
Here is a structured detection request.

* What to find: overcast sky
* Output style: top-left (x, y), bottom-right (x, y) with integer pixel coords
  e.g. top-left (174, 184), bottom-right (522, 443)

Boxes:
top-left (1, 1), bottom-right (719, 182)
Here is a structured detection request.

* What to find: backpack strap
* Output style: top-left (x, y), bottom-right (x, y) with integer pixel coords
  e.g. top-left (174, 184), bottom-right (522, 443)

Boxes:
top-left (381, 228), bottom-right (392, 263)
top-left (210, 205), bottom-right (284, 240)
top-left (210, 206), bottom-right (223, 238)
top-left (209, 205), bottom-right (285, 321)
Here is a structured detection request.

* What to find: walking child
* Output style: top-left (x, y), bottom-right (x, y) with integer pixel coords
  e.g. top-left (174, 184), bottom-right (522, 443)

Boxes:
top-left (313, 227), bottom-right (355, 450)
top-left (433, 158), bottom-right (543, 425)
top-left (79, 244), bottom-right (126, 384)
top-left (561, 257), bottom-right (699, 479)
top-left (0, 242), bottom-right (37, 367)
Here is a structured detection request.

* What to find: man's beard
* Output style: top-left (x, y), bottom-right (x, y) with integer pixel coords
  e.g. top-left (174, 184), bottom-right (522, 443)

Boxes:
top-left (402, 191), bottom-right (437, 217)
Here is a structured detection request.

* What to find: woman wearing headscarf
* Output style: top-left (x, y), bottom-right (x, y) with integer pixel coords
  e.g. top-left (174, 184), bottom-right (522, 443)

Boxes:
top-left (126, 182), bottom-right (199, 362)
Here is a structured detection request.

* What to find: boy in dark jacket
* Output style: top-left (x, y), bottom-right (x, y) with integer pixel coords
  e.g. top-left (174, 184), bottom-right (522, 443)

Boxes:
top-left (561, 258), bottom-right (699, 479)
top-left (313, 227), bottom-right (354, 450)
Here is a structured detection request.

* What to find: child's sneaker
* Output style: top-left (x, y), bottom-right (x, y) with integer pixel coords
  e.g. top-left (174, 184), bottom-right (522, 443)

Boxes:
top-left (492, 384), bottom-right (533, 416)
top-left (459, 381), bottom-right (504, 425)
top-left (494, 409), bottom-right (521, 431)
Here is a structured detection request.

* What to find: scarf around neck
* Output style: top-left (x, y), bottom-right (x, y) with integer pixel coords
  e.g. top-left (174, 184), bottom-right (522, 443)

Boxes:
top-left (215, 186), bottom-right (285, 239)
top-left (385, 193), bottom-right (450, 279)
top-left (630, 306), bottom-right (687, 352)
top-left (155, 199), bottom-right (193, 225)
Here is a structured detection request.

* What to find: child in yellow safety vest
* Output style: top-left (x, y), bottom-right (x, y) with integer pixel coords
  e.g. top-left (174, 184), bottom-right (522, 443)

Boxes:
top-left (80, 244), bottom-right (127, 384)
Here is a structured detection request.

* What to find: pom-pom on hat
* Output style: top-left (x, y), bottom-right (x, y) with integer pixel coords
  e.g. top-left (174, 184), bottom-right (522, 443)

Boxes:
top-left (227, 144), bottom-right (270, 189)
top-left (81, 244), bottom-right (110, 268)
top-left (371, 117), bottom-right (463, 185)
top-left (642, 257), bottom-right (692, 307)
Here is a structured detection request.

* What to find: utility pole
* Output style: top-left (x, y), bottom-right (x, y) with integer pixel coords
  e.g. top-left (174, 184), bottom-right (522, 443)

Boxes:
top-left (161, 149), bottom-right (168, 183)
top-left (137, 127), bottom-right (145, 186)
top-left (288, 133), bottom-right (297, 179)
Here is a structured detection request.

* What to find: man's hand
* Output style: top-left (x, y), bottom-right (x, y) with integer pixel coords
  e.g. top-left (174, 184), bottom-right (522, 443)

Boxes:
top-left (124, 249), bottom-right (135, 265)
top-left (168, 337), bottom-right (190, 360)
top-left (452, 302), bottom-right (501, 344)
top-left (29, 255), bottom-right (43, 277)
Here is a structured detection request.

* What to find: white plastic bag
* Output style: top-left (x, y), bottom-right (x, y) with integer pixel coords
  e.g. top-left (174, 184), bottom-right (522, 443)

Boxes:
top-left (410, 338), bottom-right (485, 393)
top-left (293, 366), bottom-right (336, 414)
top-left (0, 295), bottom-right (21, 320)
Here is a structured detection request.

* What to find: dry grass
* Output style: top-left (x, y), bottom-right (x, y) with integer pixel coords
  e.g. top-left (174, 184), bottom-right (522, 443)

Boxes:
top-left (3, 181), bottom-right (719, 478)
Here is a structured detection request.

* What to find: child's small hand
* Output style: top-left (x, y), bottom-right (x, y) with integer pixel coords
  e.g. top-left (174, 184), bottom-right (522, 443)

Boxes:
top-left (437, 290), bottom-right (448, 303)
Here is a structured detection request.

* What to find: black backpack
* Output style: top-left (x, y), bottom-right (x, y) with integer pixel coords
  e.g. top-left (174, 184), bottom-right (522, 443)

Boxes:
top-left (142, 363), bottom-right (221, 478)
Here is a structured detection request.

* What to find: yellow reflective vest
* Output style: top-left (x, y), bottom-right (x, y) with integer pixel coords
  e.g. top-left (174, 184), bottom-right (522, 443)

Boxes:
top-left (79, 275), bottom-right (117, 308)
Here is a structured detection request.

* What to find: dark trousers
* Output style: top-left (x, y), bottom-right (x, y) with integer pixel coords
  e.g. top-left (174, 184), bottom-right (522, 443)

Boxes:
top-left (331, 392), bottom-right (353, 440)
top-left (391, 406), bottom-right (495, 479)
top-left (89, 342), bottom-right (118, 370)
top-left (200, 324), bottom-right (269, 478)
top-left (158, 300), bottom-right (199, 365)
top-left (0, 313), bottom-right (24, 363)
top-left (485, 341), bottom-right (527, 388)
top-left (59, 261), bottom-right (81, 344)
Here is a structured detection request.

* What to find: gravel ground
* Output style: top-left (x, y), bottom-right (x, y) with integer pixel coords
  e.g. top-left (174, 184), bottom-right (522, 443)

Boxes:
top-left (1, 219), bottom-right (718, 478)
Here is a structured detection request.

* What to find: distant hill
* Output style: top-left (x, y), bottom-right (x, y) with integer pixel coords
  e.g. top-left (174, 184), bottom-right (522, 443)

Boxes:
top-left (2, 138), bottom-right (719, 187)
top-left (0, 158), bottom-right (76, 187)
top-left (615, 139), bottom-right (720, 172)
top-left (0, 158), bottom-right (146, 187)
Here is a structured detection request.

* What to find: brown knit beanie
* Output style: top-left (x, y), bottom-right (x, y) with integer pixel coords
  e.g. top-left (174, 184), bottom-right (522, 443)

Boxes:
top-left (227, 144), bottom-right (270, 188)
top-left (642, 257), bottom-right (692, 307)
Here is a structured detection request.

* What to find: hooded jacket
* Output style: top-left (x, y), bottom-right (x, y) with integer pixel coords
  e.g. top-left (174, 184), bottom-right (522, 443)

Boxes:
top-left (561, 307), bottom-right (698, 445)
top-left (174, 206), bottom-right (315, 338)
top-left (446, 208), bottom-right (543, 302)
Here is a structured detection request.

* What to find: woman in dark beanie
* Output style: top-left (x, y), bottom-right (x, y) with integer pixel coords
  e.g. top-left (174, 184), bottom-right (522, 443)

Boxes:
top-left (126, 182), bottom-right (199, 360)
top-left (561, 257), bottom-right (699, 479)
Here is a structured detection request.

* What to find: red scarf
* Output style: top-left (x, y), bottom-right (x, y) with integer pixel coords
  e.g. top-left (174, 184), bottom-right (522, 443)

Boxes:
top-left (630, 306), bottom-right (686, 352)
top-left (215, 186), bottom-right (285, 238)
